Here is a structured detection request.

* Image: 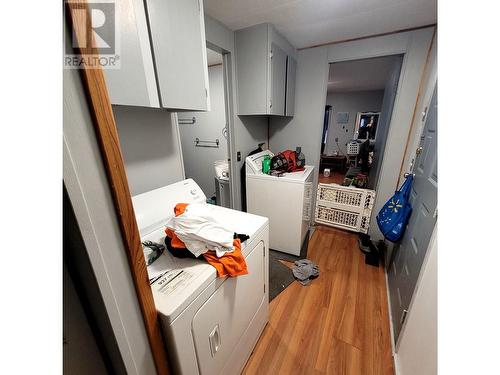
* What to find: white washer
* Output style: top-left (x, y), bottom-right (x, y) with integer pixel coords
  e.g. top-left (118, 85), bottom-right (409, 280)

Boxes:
top-left (246, 150), bottom-right (314, 256)
top-left (132, 179), bottom-right (269, 375)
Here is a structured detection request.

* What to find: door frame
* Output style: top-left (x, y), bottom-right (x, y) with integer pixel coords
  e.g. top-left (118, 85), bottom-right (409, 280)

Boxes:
top-left (323, 27), bottom-right (436, 240)
top-left (174, 43), bottom-right (234, 207)
top-left (204, 41), bottom-right (237, 208)
top-left (205, 15), bottom-right (241, 210)
top-left (65, 1), bottom-right (170, 373)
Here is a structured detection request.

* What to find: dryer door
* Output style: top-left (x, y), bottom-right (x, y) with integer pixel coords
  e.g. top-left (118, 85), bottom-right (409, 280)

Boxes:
top-left (191, 241), bottom-right (266, 375)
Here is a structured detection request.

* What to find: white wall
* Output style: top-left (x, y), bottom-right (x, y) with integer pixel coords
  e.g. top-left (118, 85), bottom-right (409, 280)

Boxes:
top-left (324, 90), bottom-right (384, 155)
top-left (63, 265), bottom-right (108, 375)
top-left (179, 65), bottom-right (228, 198)
top-left (63, 65), bottom-right (156, 375)
top-left (395, 228), bottom-right (437, 375)
top-left (112, 106), bottom-right (185, 196)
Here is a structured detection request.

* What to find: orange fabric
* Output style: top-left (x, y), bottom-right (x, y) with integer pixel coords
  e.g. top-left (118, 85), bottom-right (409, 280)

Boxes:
top-left (173, 203), bottom-right (189, 217)
top-left (202, 239), bottom-right (248, 277)
top-left (165, 203), bottom-right (189, 248)
top-left (165, 228), bottom-right (187, 248)
top-left (164, 203), bottom-right (248, 277)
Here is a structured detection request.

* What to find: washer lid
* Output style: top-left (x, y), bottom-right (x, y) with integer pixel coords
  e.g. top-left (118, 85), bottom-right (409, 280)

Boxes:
top-left (245, 150), bottom-right (274, 174)
top-left (132, 179), bottom-right (206, 237)
top-left (140, 203), bottom-right (268, 323)
top-left (247, 165), bottom-right (314, 183)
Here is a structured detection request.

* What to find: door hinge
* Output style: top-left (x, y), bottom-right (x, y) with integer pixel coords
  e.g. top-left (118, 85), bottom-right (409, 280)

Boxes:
top-left (269, 99), bottom-right (273, 108)
top-left (270, 50), bottom-right (273, 59)
top-left (421, 106), bottom-right (428, 122)
top-left (198, 0), bottom-right (201, 13)
top-left (400, 309), bottom-right (408, 325)
top-left (433, 208), bottom-right (438, 219)
top-left (205, 88), bottom-right (208, 97)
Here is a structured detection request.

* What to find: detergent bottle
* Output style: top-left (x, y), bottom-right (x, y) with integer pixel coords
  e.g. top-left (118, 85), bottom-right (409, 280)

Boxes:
top-left (262, 155), bottom-right (271, 174)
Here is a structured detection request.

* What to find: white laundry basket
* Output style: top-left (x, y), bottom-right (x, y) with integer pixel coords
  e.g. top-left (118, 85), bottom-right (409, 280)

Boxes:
top-left (314, 183), bottom-right (376, 233)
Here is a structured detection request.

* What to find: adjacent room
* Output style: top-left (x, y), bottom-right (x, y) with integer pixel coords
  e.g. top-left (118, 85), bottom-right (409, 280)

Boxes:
top-left (319, 55), bottom-right (403, 190)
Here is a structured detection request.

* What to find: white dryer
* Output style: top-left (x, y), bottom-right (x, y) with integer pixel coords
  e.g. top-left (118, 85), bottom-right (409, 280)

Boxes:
top-left (246, 150), bottom-right (314, 256)
top-left (132, 179), bottom-right (269, 375)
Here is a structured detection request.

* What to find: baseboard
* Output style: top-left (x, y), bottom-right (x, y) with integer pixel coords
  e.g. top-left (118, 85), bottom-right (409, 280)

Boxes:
top-left (384, 270), bottom-right (400, 375)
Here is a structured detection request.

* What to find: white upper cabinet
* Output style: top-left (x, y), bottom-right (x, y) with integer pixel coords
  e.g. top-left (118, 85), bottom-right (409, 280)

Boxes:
top-left (103, 0), bottom-right (210, 111)
top-left (146, 0), bottom-right (210, 111)
top-left (235, 23), bottom-right (296, 116)
top-left (103, 0), bottom-right (159, 108)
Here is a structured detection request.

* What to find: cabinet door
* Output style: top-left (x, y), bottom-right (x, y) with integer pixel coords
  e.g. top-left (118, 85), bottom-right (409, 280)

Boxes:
top-left (191, 241), bottom-right (266, 374)
top-left (269, 43), bottom-right (287, 115)
top-left (285, 56), bottom-right (296, 116)
top-left (146, 0), bottom-right (210, 111)
top-left (103, 0), bottom-right (160, 107)
top-left (235, 24), bottom-right (269, 115)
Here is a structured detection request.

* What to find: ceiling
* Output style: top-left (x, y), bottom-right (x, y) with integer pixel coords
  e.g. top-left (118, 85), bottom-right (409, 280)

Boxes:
top-left (204, 0), bottom-right (436, 49)
top-left (328, 55), bottom-right (401, 92)
top-left (206, 48), bottom-right (223, 66)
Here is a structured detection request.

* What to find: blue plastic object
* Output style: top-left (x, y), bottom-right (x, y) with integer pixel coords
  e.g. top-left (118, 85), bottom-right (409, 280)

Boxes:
top-left (376, 175), bottom-right (414, 242)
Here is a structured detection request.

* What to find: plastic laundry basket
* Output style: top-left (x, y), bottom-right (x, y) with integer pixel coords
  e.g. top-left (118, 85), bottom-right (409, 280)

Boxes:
top-left (314, 183), bottom-right (376, 233)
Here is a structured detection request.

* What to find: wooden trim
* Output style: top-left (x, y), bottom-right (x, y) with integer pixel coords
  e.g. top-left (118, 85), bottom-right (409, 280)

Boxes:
top-left (298, 23), bottom-right (437, 51)
top-left (396, 27), bottom-right (437, 186)
top-left (65, 2), bottom-right (170, 374)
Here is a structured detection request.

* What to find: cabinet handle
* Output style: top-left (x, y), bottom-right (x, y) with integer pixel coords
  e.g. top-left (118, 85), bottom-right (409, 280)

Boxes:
top-left (400, 309), bottom-right (408, 325)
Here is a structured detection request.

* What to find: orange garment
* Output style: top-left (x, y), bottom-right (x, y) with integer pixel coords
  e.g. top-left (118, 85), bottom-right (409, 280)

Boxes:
top-left (203, 239), bottom-right (248, 277)
top-left (165, 203), bottom-right (248, 277)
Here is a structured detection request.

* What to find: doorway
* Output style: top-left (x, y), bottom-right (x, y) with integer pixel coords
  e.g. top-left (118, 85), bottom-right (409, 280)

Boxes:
top-left (318, 55), bottom-right (403, 191)
top-left (178, 47), bottom-right (233, 208)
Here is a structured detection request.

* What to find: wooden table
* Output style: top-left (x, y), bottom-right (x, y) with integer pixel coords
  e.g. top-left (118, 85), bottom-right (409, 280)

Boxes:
top-left (320, 155), bottom-right (347, 173)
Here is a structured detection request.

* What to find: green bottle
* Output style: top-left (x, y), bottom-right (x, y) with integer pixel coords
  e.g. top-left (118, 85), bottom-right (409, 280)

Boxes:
top-left (262, 155), bottom-right (271, 174)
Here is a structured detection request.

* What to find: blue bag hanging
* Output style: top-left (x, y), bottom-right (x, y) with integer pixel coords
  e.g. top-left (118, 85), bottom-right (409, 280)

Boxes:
top-left (376, 175), bottom-right (414, 242)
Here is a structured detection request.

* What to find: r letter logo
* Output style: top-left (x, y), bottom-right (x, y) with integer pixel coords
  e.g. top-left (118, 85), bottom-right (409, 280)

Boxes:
top-left (64, 0), bottom-right (120, 69)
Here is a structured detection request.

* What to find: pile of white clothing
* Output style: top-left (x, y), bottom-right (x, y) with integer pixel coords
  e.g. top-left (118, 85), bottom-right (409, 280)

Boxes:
top-left (165, 203), bottom-right (235, 258)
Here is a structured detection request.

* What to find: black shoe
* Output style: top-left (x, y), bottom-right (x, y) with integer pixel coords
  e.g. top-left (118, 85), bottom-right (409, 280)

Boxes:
top-left (358, 233), bottom-right (372, 254)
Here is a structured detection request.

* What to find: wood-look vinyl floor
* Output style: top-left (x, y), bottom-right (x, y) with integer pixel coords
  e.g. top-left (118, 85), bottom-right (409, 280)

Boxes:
top-left (242, 226), bottom-right (394, 375)
top-left (318, 172), bottom-right (345, 185)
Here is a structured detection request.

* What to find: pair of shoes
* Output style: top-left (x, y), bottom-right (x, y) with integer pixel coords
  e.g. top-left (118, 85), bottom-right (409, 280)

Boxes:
top-left (365, 242), bottom-right (380, 267)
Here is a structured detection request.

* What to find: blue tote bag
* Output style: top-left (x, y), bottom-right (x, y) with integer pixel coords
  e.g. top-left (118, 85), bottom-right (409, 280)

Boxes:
top-left (377, 175), bottom-right (414, 242)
